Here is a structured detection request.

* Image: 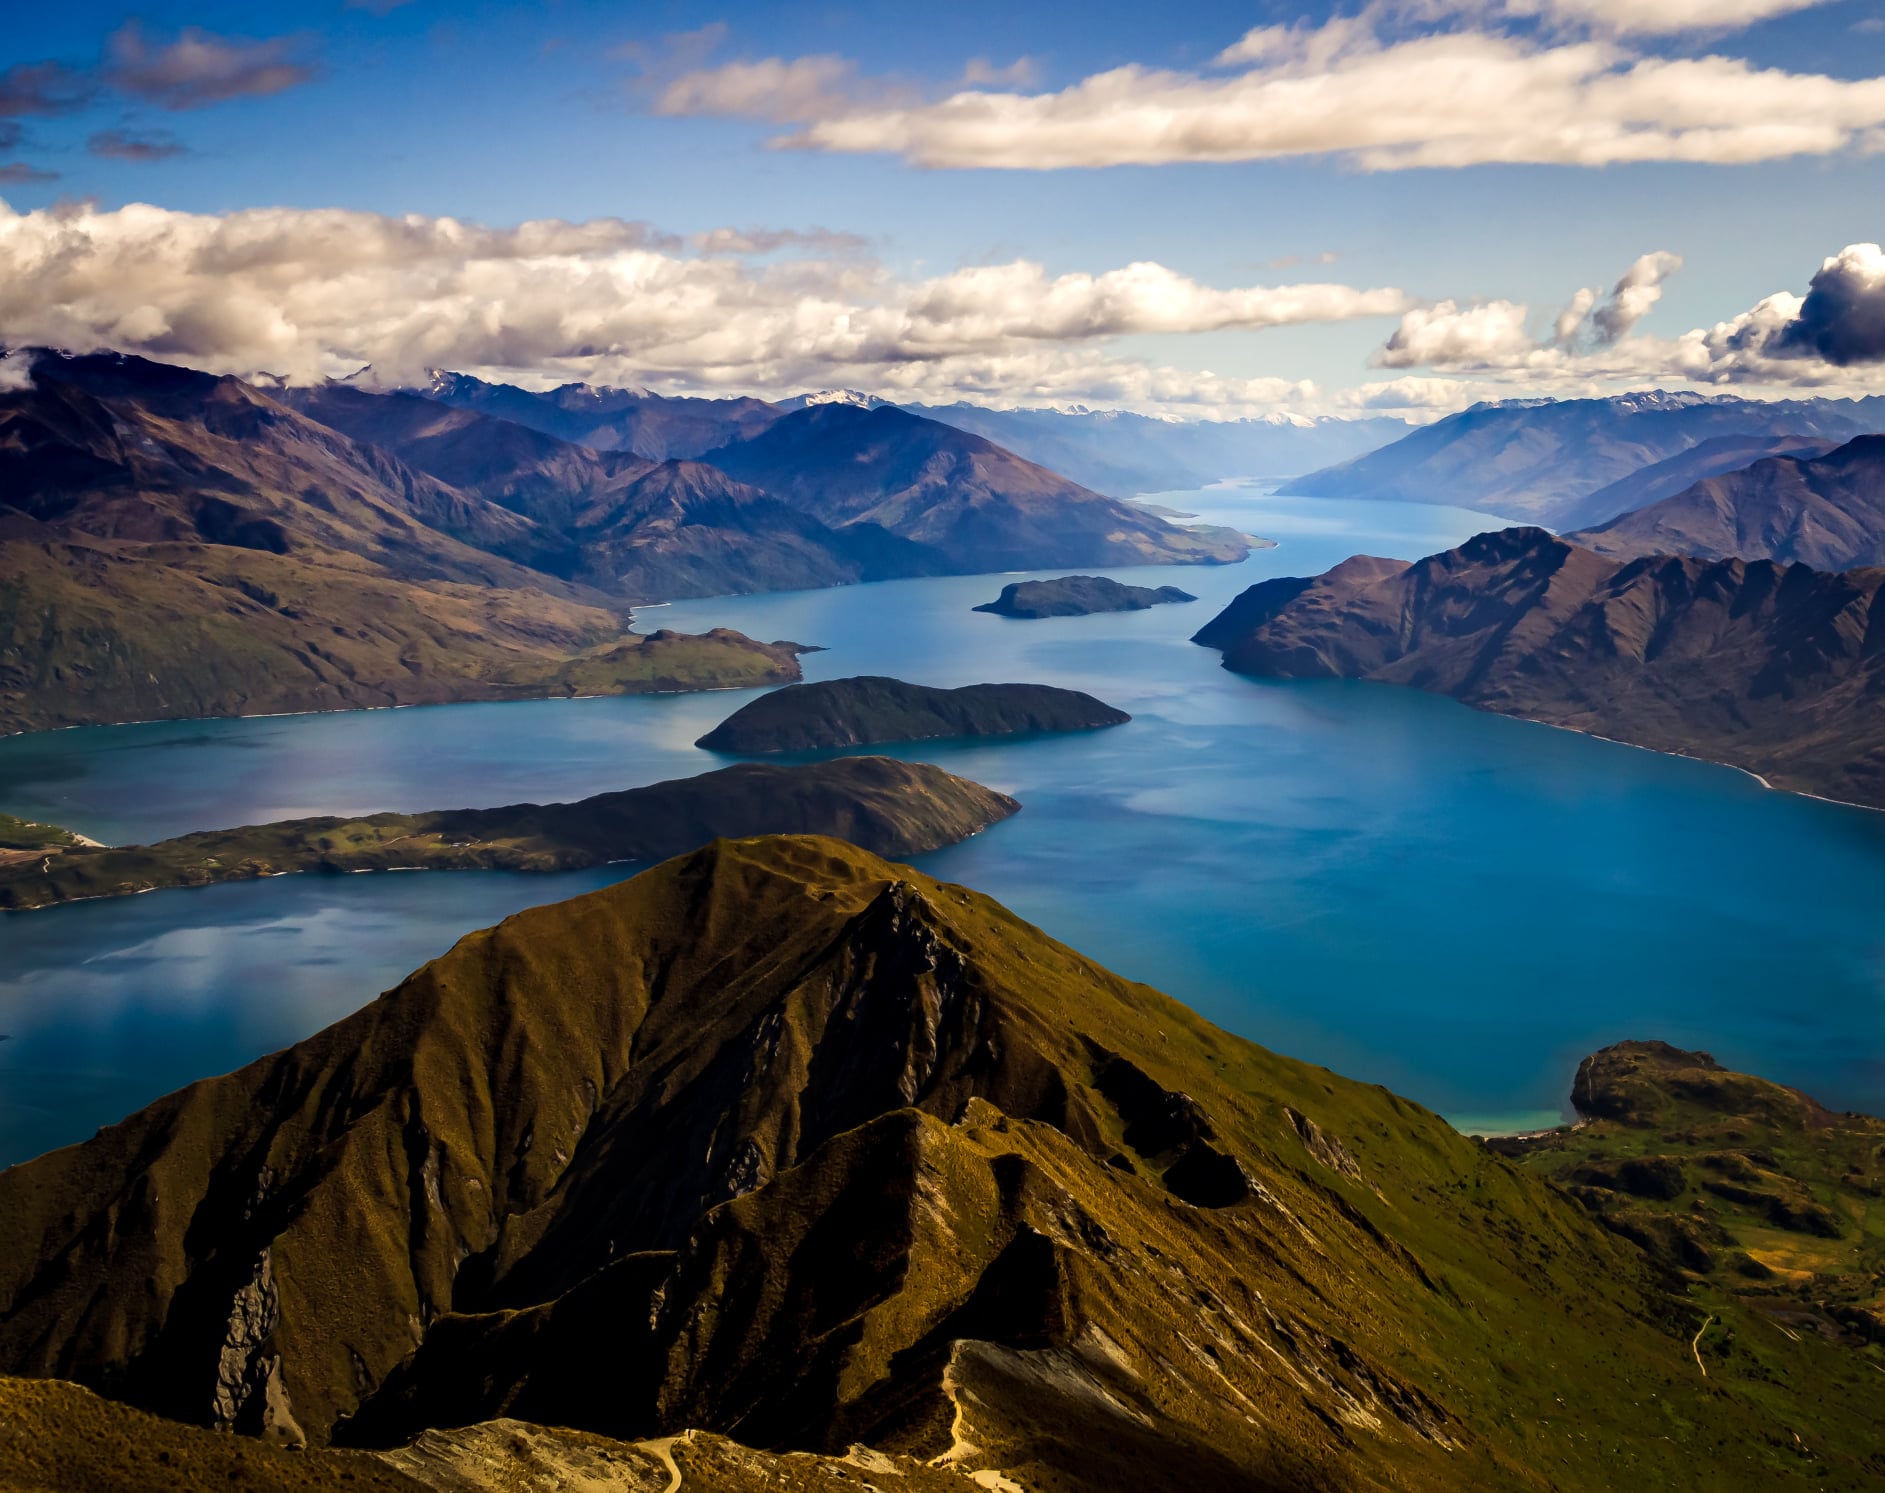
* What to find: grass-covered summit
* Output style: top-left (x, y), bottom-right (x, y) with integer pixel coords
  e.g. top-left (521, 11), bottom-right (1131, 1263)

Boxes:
top-left (2, 836), bottom-right (1880, 1489)
top-left (697, 675), bottom-right (1129, 753)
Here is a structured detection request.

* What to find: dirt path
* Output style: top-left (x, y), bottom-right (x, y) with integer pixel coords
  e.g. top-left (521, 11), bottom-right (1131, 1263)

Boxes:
top-left (641, 1434), bottom-right (685, 1493)
top-left (1690, 1315), bottom-right (1715, 1376)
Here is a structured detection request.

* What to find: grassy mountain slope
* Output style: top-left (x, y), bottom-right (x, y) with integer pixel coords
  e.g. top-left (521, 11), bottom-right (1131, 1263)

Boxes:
top-left (0, 530), bottom-right (804, 733)
top-left (1571, 434), bottom-right (1885, 571)
top-left (1500, 1042), bottom-right (1885, 1349)
top-left (2, 837), bottom-right (1881, 1489)
top-left (702, 404), bottom-right (1251, 570)
top-left (0, 757), bottom-right (1017, 910)
top-left (1192, 527), bottom-right (1885, 808)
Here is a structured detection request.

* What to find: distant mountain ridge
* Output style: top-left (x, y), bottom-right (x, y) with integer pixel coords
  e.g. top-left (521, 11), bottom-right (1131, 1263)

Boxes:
top-left (1295, 390), bottom-right (1885, 525)
top-left (699, 403), bottom-right (1249, 570)
top-left (414, 371), bottom-right (1412, 494)
top-left (1570, 432), bottom-right (1885, 572)
top-left (1194, 526), bottom-right (1885, 807)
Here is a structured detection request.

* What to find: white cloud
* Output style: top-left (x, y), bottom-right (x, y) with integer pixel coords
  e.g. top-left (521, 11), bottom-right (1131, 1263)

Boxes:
top-left (0, 348), bottom-right (36, 392)
top-left (0, 197), bottom-right (1405, 416)
top-left (1369, 243), bottom-right (1885, 394)
top-left (1513, 0), bottom-right (1836, 35)
top-left (1380, 299), bottom-right (1536, 368)
top-left (655, 14), bottom-right (1885, 171)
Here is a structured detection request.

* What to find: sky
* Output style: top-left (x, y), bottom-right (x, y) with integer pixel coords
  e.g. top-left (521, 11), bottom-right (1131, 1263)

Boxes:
top-left (3, 0), bottom-right (1885, 419)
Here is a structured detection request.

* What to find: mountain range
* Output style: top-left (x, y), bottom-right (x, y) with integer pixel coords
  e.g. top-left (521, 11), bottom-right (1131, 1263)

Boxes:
top-left (0, 349), bottom-right (1248, 731)
top-left (1, 835), bottom-right (1879, 1488)
top-left (1193, 526), bottom-right (1885, 808)
top-left (0, 352), bottom-right (809, 733)
top-left (416, 370), bottom-right (1411, 494)
top-left (1294, 391), bottom-right (1885, 526)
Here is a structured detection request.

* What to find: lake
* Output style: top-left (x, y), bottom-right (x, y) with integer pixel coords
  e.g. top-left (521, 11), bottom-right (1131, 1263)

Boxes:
top-left (4, 484), bottom-right (1883, 1168)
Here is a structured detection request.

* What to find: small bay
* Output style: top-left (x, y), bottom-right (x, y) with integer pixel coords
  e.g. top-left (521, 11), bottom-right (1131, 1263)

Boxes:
top-left (3, 485), bottom-right (1883, 1167)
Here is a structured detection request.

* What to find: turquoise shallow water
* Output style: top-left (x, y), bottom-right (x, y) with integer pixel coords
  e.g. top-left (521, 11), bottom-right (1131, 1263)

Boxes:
top-left (3, 486), bottom-right (1884, 1167)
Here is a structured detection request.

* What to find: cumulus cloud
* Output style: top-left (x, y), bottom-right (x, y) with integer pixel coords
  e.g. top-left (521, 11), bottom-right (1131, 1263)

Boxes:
top-left (0, 197), bottom-right (1407, 415)
top-left (1765, 243), bottom-right (1885, 366)
top-left (1369, 243), bottom-right (1885, 395)
top-left (654, 13), bottom-right (1885, 171)
top-left (106, 23), bottom-right (317, 111)
top-left (1590, 251), bottom-right (1684, 341)
top-left (88, 127), bottom-right (188, 162)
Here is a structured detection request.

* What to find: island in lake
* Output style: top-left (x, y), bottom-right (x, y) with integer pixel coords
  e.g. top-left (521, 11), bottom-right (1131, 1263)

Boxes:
top-left (0, 757), bottom-right (1015, 910)
top-left (974, 574), bottom-right (1198, 618)
top-left (695, 674), bottom-right (1130, 753)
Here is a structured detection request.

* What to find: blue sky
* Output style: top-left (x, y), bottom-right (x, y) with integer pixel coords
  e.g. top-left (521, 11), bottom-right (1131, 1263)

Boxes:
top-left (4, 1), bottom-right (1885, 415)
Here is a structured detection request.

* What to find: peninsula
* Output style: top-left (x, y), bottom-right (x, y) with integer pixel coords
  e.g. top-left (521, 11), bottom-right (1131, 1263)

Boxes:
top-left (1193, 527), bottom-right (1885, 809)
top-left (0, 758), bottom-right (1017, 911)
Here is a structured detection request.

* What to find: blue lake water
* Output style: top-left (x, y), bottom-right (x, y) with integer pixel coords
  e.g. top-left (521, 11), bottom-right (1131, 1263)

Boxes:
top-left (4, 485), bottom-right (1884, 1168)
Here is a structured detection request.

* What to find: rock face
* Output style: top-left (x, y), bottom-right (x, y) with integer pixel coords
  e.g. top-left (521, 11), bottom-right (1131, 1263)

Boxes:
top-left (1292, 390), bottom-right (1885, 525)
top-left (3, 835), bottom-right (1881, 1489)
top-left (1570, 433), bottom-right (1885, 571)
top-left (0, 757), bottom-right (1019, 911)
top-left (974, 575), bottom-right (1197, 619)
top-left (696, 676), bottom-right (1131, 754)
top-left (700, 404), bottom-right (1250, 571)
top-left (1193, 526), bottom-right (1885, 808)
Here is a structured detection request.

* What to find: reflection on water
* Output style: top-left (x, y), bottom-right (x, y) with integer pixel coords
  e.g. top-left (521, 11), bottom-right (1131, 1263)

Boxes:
top-left (3, 490), bottom-right (1883, 1167)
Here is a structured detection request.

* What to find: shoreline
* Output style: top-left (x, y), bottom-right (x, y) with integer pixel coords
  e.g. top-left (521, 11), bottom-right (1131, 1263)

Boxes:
top-left (1508, 712), bottom-right (1884, 818)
